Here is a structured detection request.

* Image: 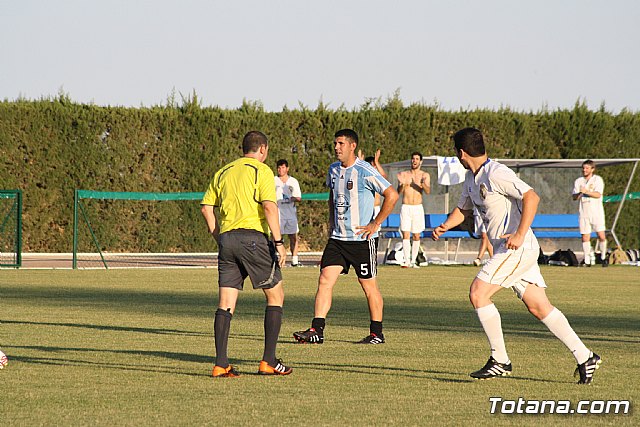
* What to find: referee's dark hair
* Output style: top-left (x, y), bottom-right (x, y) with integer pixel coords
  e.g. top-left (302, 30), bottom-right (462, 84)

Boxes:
top-left (335, 129), bottom-right (359, 146)
top-left (242, 131), bottom-right (268, 154)
top-left (453, 127), bottom-right (486, 157)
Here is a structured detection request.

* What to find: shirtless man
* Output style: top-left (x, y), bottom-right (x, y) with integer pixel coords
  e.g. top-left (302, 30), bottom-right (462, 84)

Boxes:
top-left (396, 152), bottom-right (431, 268)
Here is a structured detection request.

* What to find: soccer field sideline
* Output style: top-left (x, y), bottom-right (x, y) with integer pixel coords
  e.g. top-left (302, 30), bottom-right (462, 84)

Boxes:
top-left (1, 267), bottom-right (638, 425)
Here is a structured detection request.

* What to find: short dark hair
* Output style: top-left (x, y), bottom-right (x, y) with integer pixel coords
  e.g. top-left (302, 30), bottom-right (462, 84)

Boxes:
top-left (276, 159), bottom-right (288, 167)
top-left (242, 131), bottom-right (268, 154)
top-left (411, 151), bottom-right (423, 160)
top-left (582, 159), bottom-right (595, 168)
top-left (364, 156), bottom-right (375, 165)
top-left (453, 127), bottom-right (486, 157)
top-left (334, 129), bottom-right (359, 146)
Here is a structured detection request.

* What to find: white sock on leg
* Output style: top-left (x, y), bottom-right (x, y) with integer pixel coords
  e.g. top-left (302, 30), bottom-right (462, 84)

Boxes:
top-left (582, 241), bottom-right (592, 264)
top-left (541, 308), bottom-right (591, 364)
top-left (402, 239), bottom-right (411, 265)
top-left (599, 240), bottom-right (607, 260)
top-left (411, 240), bottom-right (420, 265)
top-left (476, 304), bottom-right (509, 364)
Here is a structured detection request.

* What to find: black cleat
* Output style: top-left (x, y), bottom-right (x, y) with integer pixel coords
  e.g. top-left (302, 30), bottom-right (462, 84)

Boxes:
top-left (470, 356), bottom-right (512, 379)
top-left (575, 352), bottom-right (602, 385)
top-left (601, 258), bottom-right (609, 268)
top-left (356, 333), bottom-right (385, 344)
top-left (293, 328), bottom-right (324, 344)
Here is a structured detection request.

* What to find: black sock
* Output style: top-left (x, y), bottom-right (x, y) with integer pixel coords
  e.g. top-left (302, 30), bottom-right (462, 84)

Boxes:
top-left (214, 308), bottom-right (232, 368)
top-left (312, 317), bottom-right (325, 333)
top-left (370, 320), bottom-right (383, 336)
top-left (262, 306), bottom-right (283, 366)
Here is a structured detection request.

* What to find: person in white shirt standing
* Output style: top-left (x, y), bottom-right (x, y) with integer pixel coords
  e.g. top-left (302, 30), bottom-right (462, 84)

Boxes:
top-left (275, 159), bottom-right (303, 267)
top-left (572, 160), bottom-right (608, 267)
top-left (433, 127), bottom-right (601, 384)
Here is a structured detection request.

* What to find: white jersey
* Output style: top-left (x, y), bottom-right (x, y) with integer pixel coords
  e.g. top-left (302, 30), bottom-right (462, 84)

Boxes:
top-left (275, 176), bottom-right (302, 221)
top-left (457, 159), bottom-right (538, 250)
top-left (573, 175), bottom-right (605, 217)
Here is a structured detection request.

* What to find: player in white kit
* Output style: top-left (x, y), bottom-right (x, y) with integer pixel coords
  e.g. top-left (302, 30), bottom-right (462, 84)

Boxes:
top-left (572, 160), bottom-right (608, 267)
top-left (275, 159), bottom-right (303, 266)
top-left (432, 127), bottom-right (601, 384)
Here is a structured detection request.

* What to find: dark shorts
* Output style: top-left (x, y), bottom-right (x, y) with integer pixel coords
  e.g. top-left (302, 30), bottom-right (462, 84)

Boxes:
top-left (320, 237), bottom-right (379, 279)
top-left (218, 229), bottom-right (282, 290)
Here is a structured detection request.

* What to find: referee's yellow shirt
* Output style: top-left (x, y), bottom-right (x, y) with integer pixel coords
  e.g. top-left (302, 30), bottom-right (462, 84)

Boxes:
top-left (201, 157), bottom-right (277, 235)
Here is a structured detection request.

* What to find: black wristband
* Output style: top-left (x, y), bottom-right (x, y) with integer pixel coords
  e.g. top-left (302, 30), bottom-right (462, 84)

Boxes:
top-left (273, 239), bottom-right (284, 245)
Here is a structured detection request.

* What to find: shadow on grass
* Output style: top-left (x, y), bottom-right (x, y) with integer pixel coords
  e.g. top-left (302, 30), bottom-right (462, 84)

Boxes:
top-left (2, 320), bottom-right (208, 337)
top-left (3, 283), bottom-right (638, 346)
top-left (8, 344), bottom-right (475, 382)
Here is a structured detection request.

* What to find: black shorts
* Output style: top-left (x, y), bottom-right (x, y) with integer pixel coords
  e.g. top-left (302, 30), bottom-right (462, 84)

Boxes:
top-left (320, 237), bottom-right (379, 279)
top-left (218, 229), bottom-right (282, 290)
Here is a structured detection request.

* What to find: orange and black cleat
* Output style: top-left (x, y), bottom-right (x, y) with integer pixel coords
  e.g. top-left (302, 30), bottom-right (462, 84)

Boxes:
top-left (212, 365), bottom-right (240, 378)
top-left (258, 359), bottom-right (293, 376)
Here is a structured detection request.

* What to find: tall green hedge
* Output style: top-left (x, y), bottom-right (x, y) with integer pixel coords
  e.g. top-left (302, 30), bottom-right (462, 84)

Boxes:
top-left (1, 95), bottom-right (638, 252)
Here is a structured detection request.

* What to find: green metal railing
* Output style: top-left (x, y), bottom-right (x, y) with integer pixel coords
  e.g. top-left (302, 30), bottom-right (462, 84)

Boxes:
top-left (0, 190), bottom-right (22, 268)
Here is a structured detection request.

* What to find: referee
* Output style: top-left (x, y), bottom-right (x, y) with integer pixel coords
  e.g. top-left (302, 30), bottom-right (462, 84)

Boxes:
top-left (201, 130), bottom-right (292, 377)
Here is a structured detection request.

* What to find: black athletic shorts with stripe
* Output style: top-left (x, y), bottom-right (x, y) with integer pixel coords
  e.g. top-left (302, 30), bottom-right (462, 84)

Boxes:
top-left (218, 229), bottom-right (282, 290)
top-left (320, 237), bottom-right (379, 279)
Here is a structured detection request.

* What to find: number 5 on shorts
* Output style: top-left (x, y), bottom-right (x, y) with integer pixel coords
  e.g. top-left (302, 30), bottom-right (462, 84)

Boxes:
top-left (360, 263), bottom-right (369, 276)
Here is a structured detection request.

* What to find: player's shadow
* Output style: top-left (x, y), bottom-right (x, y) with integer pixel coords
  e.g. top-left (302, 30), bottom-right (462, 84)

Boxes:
top-left (10, 345), bottom-right (214, 377)
top-left (2, 319), bottom-right (208, 337)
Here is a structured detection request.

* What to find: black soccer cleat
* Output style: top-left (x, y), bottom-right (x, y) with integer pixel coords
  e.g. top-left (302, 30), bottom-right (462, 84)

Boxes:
top-left (356, 333), bottom-right (385, 344)
top-left (470, 356), bottom-right (512, 379)
top-left (293, 327), bottom-right (324, 344)
top-left (575, 352), bottom-right (602, 385)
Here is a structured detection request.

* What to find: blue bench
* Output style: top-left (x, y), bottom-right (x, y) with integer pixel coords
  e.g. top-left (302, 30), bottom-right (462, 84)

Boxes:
top-left (380, 212), bottom-right (593, 264)
top-left (380, 213), bottom-right (472, 263)
top-left (531, 214), bottom-right (596, 239)
top-left (379, 214), bottom-right (470, 240)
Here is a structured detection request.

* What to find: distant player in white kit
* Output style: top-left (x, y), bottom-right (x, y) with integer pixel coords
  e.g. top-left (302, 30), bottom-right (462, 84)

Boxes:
top-left (433, 127), bottom-right (601, 384)
top-left (572, 160), bottom-right (608, 267)
top-left (275, 159), bottom-right (303, 267)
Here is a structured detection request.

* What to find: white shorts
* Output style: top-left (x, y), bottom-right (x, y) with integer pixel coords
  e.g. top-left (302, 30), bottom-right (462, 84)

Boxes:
top-left (280, 217), bottom-right (299, 235)
top-left (474, 214), bottom-right (486, 235)
top-left (400, 204), bottom-right (425, 234)
top-left (476, 243), bottom-right (547, 300)
top-left (579, 212), bottom-right (606, 235)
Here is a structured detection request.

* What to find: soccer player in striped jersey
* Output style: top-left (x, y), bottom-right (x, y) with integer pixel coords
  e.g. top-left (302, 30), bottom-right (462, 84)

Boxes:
top-left (293, 129), bottom-right (399, 344)
top-left (433, 127), bottom-right (601, 384)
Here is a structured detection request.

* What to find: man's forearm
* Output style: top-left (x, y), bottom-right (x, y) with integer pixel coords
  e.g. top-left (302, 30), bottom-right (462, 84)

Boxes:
top-left (262, 201), bottom-right (282, 241)
top-left (517, 191), bottom-right (539, 236)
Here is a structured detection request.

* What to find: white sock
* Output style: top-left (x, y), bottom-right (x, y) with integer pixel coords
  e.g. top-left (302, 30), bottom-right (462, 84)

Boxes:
top-left (582, 242), bottom-right (591, 264)
top-left (292, 255), bottom-right (299, 265)
top-left (599, 240), bottom-right (607, 260)
top-left (541, 308), bottom-right (591, 364)
top-left (476, 304), bottom-right (509, 364)
top-left (411, 240), bottom-right (420, 264)
top-left (402, 239), bottom-right (411, 265)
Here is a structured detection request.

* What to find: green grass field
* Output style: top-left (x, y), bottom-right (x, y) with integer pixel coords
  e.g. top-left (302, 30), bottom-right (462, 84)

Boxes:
top-left (1, 266), bottom-right (638, 425)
